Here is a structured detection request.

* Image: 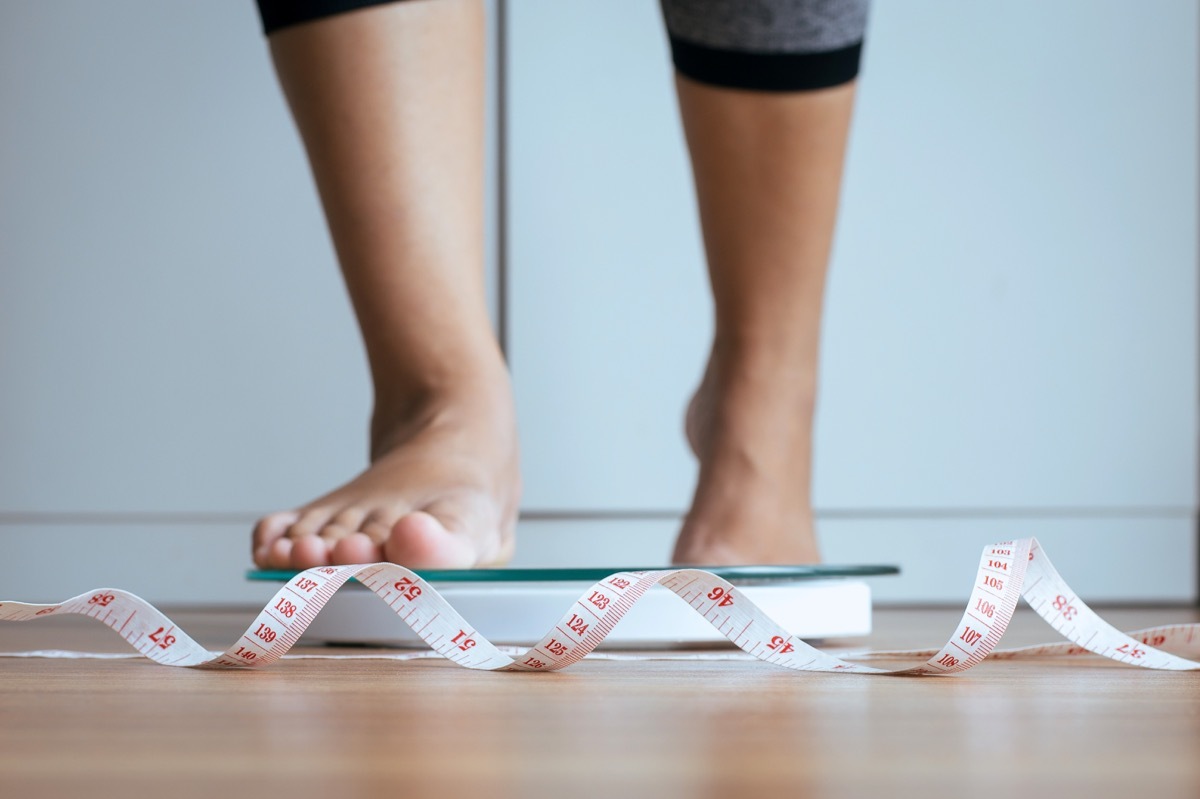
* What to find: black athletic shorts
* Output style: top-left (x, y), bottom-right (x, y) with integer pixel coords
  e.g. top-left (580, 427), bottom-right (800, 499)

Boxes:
top-left (255, 0), bottom-right (869, 92)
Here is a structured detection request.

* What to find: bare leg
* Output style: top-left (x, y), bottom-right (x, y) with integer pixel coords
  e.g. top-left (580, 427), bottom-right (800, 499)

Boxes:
top-left (672, 76), bottom-right (857, 565)
top-left (251, 0), bottom-right (520, 570)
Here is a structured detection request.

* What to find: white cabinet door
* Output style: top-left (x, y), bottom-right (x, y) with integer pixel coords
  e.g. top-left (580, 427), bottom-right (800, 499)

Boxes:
top-left (507, 0), bottom-right (1198, 600)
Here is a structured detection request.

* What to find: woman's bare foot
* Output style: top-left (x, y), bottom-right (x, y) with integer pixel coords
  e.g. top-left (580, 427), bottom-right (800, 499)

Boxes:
top-left (252, 1), bottom-right (518, 571)
top-left (673, 344), bottom-right (820, 566)
top-left (251, 357), bottom-right (520, 570)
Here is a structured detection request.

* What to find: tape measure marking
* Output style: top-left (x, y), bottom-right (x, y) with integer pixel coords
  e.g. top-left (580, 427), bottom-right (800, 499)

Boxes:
top-left (1, 538), bottom-right (1197, 675)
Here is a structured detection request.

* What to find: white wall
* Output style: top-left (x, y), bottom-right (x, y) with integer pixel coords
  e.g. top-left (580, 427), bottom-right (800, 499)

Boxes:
top-left (1, 0), bottom-right (1196, 606)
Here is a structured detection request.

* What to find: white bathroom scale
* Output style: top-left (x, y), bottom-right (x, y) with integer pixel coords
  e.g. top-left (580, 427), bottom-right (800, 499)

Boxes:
top-left (246, 564), bottom-right (899, 648)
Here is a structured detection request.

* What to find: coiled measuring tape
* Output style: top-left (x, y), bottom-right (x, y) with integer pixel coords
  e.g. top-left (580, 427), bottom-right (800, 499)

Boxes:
top-left (1, 538), bottom-right (1197, 674)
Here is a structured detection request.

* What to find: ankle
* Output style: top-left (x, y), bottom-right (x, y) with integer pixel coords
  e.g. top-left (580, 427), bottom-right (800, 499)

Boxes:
top-left (368, 344), bottom-right (512, 455)
top-left (706, 336), bottom-right (818, 407)
top-left (688, 335), bottom-right (818, 465)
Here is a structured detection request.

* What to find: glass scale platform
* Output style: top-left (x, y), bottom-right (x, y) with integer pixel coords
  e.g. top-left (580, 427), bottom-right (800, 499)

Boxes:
top-left (248, 564), bottom-right (899, 647)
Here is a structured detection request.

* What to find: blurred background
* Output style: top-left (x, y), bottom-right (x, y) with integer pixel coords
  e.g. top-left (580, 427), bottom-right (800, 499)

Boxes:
top-left (1, 0), bottom-right (1196, 605)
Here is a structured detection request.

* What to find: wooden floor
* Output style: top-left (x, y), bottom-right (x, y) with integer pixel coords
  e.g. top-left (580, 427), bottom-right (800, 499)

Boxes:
top-left (1, 605), bottom-right (1197, 798)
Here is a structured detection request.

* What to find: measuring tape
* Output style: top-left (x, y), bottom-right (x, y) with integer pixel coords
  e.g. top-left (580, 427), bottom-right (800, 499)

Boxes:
top-left (1, 538), bottom-right (1197, 674)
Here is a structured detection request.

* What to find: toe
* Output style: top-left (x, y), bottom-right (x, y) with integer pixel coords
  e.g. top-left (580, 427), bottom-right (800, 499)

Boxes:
top-left (266, 537), bottom-right (294, 570)
top-left (384, 510), bottom-right (476, 569)
top-left (328, 509), bottom-right (367, 532)
top-left (360, 510), bottom-right (403, 544)
top-left (307, 524), bottom-right (357, 565)
top-left (361, 520), bottom-right (395, 544)
top-left (423, 496), bottom-right (511, 565)
top-left (285, 510), bottom-right (334, 540)
top-left (317, 524), bottom-right (356, 548)
top-left (331, 532), bottom-right (383, 565)
top-left (252, 511), bottom-right (298, 559)
top-left (290, 535), bottom-right (330, 569)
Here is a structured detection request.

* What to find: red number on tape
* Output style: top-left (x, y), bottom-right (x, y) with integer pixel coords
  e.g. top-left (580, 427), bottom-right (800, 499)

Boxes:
top-left (255, 623), bottom-right (277, 643)
top-left (88, 593), bottom-right (114, 607)
top-left (393, 578), bottom-right (422, 601)
top-left (706, 587), bottom-right (735, 607)
top-left (451, 630), bottom-right (477, 652)
top-left (567, 614), bottom-right (589, 637)
top-left (148, 626), bottom-right (176, 650)
top-left (1053, 595), bottom-right (1078, 621)
top-left (275, 599), bottom-right (297, 618)
top-left (767, 635), bottom-right (795, 654)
